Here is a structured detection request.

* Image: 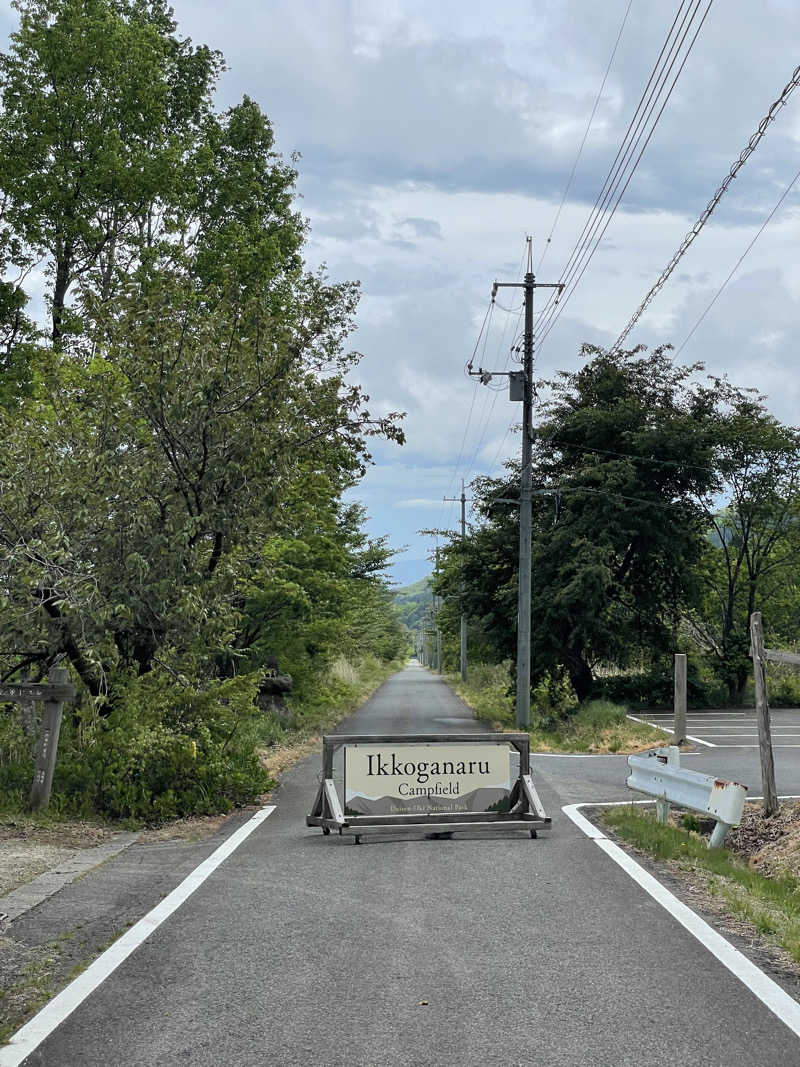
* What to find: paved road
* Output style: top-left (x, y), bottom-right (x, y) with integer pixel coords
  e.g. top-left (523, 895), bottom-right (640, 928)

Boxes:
top-left (9, 664), bottom-right (800, 1066)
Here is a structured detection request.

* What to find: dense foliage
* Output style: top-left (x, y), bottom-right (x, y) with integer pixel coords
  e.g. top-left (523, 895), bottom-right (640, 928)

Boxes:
top-left (0, 0), bottom-right (408, 817)
top-left (434, 344), bottom-right (800, 709)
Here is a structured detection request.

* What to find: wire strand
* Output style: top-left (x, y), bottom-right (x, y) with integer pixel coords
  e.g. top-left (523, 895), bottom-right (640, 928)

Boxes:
top-left (535, 0), bottom-right (714, 356)
top-left (675, 162), bottom-right (800, 358)
top-left (537, 0), bottom-right (634, 274)
top-left (613, 62), bottom-right (800, 352)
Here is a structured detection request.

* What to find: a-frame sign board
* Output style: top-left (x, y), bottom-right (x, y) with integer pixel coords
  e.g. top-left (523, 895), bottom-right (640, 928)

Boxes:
top-left (308, 732), bottom-right (550, 844)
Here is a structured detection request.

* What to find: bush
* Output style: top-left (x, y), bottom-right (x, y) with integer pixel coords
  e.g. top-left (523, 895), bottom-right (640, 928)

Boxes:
top-left (765, 664), bottom-right (800, 707)
top-left (53, 671), bottom-right (273, 821)
top-left (593, 657), bottom-right (728, 709)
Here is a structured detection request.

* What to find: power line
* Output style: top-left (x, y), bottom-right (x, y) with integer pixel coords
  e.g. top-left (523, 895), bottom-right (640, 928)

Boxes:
top-left (675, 162), bottom-right (800, 358)
top-left (533, 0), bottom-right (701, 338)
top-left (540, 436), bottom-right (720, 474)
top-left (613, 61), bottom-right (800, 352)
top-left (460, 241), bottom-right (528, 485)
top-left (537, 0), bottom-right (634, 274)
top-left (533, 0), bottom-right (714, 356)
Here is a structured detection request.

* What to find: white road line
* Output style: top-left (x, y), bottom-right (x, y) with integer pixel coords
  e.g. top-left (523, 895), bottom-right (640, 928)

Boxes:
top-left (563, 802), bottom-right (800, 1040)
top-left (703, 744), bottom-right (800, 749)
top-left (0, 804), bottom-right (277, 1067)
top-left (695, 733), bottom-right (800, 738)
top-left (626, 713), bottom-right (716, 747)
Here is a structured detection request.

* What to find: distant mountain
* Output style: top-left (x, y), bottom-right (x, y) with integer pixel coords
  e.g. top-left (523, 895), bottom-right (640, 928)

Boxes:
top-left (345, 787), bottom-right (510, 817)
top-left (392, 576), bottom-right (433, 631)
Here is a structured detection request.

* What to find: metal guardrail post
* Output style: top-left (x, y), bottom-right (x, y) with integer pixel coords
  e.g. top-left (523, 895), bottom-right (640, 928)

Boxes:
top-left (674, 653), bottom-right (687, 745)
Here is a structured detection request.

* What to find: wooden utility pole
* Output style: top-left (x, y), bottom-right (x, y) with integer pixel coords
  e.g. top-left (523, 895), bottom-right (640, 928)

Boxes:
top-left (750, 611), bottom-right (779, 815)
top-left (485, 238), bottom-right (563, 727)
top-left (444, 481), bottom-right (469, 682)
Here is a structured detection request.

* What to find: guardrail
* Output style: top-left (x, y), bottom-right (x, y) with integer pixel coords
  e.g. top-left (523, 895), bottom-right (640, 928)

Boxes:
top-left (627, 746), bottom-right (747, 848)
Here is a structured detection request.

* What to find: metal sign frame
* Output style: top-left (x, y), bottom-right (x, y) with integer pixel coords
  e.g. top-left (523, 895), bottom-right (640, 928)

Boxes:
top-left (307, 732), bottom-right (550, 843)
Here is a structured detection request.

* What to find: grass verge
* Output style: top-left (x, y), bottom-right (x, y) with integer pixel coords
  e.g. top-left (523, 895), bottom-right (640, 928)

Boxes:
top-left (447, 662), bottom-right (669, 753)
top-left (256, 654), bottom-right (403, 780)
top-left (601, 804), bottom-right (800, 967)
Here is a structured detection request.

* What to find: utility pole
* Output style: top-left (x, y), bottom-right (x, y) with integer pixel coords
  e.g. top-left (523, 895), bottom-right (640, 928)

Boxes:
top-left (444, 479), bottom-right (469, 682)
top-left (470, 236), bottom-right (563, 726)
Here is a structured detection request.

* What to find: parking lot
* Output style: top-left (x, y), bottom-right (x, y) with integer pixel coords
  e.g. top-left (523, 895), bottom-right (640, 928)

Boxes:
top-left (630, 708), bottom-right (800, 748)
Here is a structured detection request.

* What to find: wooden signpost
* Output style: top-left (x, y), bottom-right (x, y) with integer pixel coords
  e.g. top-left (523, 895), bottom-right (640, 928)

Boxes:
top-left (0, 667), bottom-right (76, 811)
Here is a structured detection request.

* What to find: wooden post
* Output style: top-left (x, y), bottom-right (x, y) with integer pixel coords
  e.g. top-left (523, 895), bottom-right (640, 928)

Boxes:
top-left (18, 667), bottom-right (36, 740)
top-left (750, 612), bottom-right (778, 816)
top-left (674, 653), bottom-right (687, 745)
top-left (29, 668), bottom-right (68, 812)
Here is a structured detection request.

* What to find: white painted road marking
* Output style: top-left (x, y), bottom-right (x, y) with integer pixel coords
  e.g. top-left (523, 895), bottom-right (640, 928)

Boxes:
top-left (563, 801), bottom-right (800, 1040)
top-left (0, 804), bottom-right (277, 1067)
top-left (626, 713), bottom-right (716, 747)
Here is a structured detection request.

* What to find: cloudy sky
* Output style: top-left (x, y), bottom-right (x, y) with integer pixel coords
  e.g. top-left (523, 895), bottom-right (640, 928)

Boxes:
top-left (4, 0), bottom-right (800, 584)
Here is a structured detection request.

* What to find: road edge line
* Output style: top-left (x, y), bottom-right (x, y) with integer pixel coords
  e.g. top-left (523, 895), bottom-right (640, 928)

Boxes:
top-left (562, 802), bottom-right (800, 1039)
top-left (0, 804), bottom-right (277, 1067)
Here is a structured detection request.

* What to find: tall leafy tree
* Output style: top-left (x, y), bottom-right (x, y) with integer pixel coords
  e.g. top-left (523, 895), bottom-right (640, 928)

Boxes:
top-left (0, 0), bottom-right (404, 707)
top-left (436, 345), bottom-right (723, 703)
top-left (690, 381), bottom-right (800, 698)
top-left (0, 0), bottom-right (223, 344)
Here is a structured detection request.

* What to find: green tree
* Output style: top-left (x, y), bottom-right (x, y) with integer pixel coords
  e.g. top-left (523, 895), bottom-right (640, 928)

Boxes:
top-left (0, 0), bottom-right (404, 708)
top-left (0, 0), bottom-right (222, 344)
top-left (436, 345), bottom-right (723, 703)
top-left (690, 382), bottom-right (800, 699)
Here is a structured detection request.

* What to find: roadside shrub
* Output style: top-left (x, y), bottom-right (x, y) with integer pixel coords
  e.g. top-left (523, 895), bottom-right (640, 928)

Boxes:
top-left (0, 713), bottom-right (33, 810)
top-left (530, 672), bottom-right (578, 730)
top-left (766, 664), bottom-right (800, 707)
top-left (53, 671), bottom-right (273, 821)
top-left (594, 658), bottom-right (727, 709)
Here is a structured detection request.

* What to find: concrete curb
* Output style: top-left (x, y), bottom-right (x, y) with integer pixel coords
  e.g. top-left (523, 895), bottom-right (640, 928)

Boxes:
top-left (0, 832), bottom-right (139, 924)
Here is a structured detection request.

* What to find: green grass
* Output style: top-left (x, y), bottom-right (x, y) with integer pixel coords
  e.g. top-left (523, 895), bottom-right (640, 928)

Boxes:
top-left (601, 805), bottom-right (800, 964)
top-left (283, 654), bottom-right (404, 739)
top-left (447, 664), bottom-right (669, 753)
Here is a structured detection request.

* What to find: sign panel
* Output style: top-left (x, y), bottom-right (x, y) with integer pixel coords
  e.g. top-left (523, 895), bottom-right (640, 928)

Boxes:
top-left (344, 743), bottom-right (512, 817)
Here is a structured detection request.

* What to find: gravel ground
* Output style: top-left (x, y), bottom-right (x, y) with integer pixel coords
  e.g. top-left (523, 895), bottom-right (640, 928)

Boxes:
top-left (0, 820), bottom-right (114, 897)
top-left (727, 799), bottom-right (800, 879)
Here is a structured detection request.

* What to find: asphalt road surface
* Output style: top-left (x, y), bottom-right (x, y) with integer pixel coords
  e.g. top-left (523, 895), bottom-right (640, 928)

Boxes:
top-left (634, 706), bottom-right (800, 749)
top-left (7, 663), bottom-right (800, 1066)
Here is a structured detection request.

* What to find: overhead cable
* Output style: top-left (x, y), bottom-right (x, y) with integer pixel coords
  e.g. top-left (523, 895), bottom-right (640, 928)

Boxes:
top-left (533, 0), bottom-right (702, 338)
top-left (674, 161), bottom-right (800, 358)
top-left (537, 0), bottom-right (634, 274)
top-left (533, 0), bottom-right (713, 356)
top-left (613, 61), bottom-right (800, 352)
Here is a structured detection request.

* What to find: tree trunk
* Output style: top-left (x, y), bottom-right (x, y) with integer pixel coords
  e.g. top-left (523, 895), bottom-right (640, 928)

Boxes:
top-left (52, 242), bottom-right (73, 345)
top-left (565, 648), bottom-right (594, 703)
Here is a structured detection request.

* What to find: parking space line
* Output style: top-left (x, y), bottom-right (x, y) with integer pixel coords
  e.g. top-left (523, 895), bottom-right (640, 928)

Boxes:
top-left (626, 713), bottom-right (715, 747)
